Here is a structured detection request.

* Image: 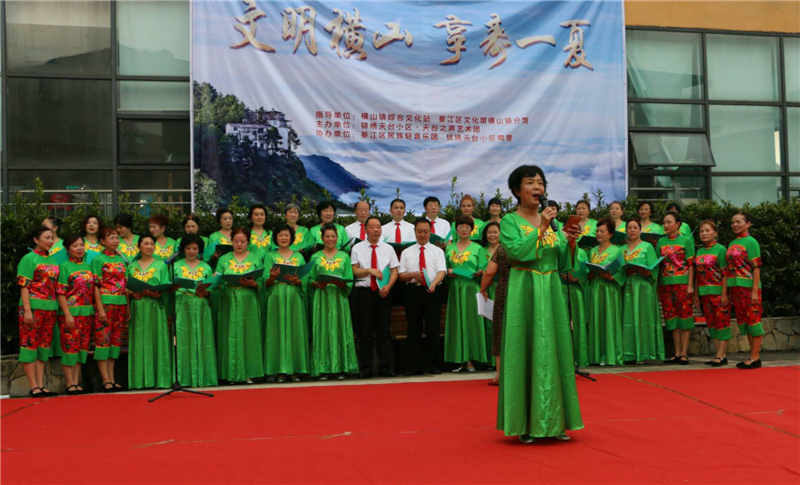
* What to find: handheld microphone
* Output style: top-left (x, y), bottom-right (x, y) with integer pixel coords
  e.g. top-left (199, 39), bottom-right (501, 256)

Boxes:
top-left (537, 195), bottom-right (560, 232)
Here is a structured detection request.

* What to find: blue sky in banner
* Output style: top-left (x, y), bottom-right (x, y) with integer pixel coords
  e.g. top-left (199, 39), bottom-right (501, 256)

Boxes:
top-left (193, 0), bottom-right (626, 211)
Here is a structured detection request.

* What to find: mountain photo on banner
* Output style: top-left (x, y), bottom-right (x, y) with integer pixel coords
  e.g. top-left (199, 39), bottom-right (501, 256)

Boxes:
top-left (192, 1), bottom-right (627, 209)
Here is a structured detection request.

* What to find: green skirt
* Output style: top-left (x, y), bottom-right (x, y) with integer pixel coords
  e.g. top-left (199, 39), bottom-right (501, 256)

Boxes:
top-left (175, 293), bottom-right (219, 387)
top-left (219, 287), bottom-right (264, 381)
top-left (622, 276), bottom-right (665, 362)
top-left (563, 283), bottom-right (589, 368)
top-left (310, 286), bottom-right (359, 375)
top-left (128, 297), bottom-right (173, 389)
top-left (587, 279), bottom-right (624, 366)
top-left (444, 277), bottom-right (490, 364)
top-left (263, 284), bottom-right (310, 375)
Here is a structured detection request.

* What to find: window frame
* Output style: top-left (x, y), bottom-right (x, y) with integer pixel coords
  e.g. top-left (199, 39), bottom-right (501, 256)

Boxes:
top-left (627, 26), bottom-right (800, 203)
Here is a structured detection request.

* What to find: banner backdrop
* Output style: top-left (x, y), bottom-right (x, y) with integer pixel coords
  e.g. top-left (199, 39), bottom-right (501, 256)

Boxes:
top-left (192, 0), bottom-right (626, 211)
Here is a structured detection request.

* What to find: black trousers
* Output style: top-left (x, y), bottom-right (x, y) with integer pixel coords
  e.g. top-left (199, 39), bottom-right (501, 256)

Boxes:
top-left (403, 284), bottom-right (442, 372)
top-left (352, 287), bottom-right (393, 374)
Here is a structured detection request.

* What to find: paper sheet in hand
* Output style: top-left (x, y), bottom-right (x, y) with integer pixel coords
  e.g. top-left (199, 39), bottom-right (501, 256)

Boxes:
top-left (222, 268), bottom-right (264, 285)
top-left (126, 277), bottom-right (172, 293)
top-left (476, 293), bottom-right (494, 321)
top-left (275, 262), bottom-right (312, 283)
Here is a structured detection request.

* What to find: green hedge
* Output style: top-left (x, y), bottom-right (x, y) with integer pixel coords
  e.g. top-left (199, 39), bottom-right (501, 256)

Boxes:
top-left (2, 180), bottom-right (798, 355)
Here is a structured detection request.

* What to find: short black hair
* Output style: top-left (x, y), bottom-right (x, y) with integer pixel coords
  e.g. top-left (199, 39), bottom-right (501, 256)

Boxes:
top-left (414, 218), bottom-right (432, 229)
top-left (62, 234), bottom-right (83, 253)
top-left (113, 213), bottom-right (134, 230)
top-left (423, 196), bottom-right (441, 208)
top-left (80, 214), bottom-right (103, 237)
top-left (320, 223), bottom-right (338, 238)
top-left (454, 215), bottom-right (475, 231)
top-left (666, 202), bottom-right (682, 213)
top-left (487, 197), bottom-right (502, 208)
top-left (179, 234), bottom-right (205, 254)
top-left (664, 211), bottom-right (682, 226)
top-left (138, 233), bottom-right (156, 247)
top-left (215, 207), bottom-right (233, 225)
top-left (734, 211), bottom-right (751, 223)
top-left (575, 200), bottom-right (591, 210)
top-left (44, 216), bottom-right (63, 232)
top-left (390, 198), bottom-right (406, 209)
top-left (274, 224), bottom-right (296, 245)
top-left (481, 221), bottom-right (500, 246)
top-left (637, 201), bottom-right (655, 214)
top-left (249, 203), bottom-right (268, 220)
top-left (231, 226), bottom-right (251, 242)
top-left (548, 200), bottom-right (560, 210)
top-left (365, 216), bottom-right (382, 227)
top-left (508, 165), bottom-right (547, 203)
top-left (315, 200), bottom-right (336, 219)
top-left (596, 218), bottom-right (616, 234)
top-left (31, 226), bottom-right (53, 242)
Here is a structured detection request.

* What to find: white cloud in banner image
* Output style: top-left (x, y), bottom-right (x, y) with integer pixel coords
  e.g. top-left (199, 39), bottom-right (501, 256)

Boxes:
top-left (193, 1), bottom-right (626, 209)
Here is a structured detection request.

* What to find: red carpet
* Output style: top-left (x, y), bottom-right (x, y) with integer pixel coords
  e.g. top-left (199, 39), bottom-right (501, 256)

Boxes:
top-left (2, 367), bottom-right (799, 484)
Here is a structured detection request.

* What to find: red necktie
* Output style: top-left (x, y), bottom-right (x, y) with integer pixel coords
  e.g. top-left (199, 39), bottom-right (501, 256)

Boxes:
top-left (419, 246), bottom-right (427, 287)
top-left (370, 244), bottom-right (379, 291)
top-left (360, 223), bottom-right (366, 240)
top-left (430, 220), bottom-right (436, 234)
top-left (395, 222), bottom-right (402, 243)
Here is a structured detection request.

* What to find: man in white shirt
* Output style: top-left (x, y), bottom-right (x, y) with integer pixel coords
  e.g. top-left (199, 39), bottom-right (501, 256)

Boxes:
top-left (351, 217), bottom-right (399, 378)
top-left (424, 196), bottom-right (451, 244)
top-left (398, 219), bottom-right (447, 375)
top-left (381, 199), bottom-right (415, 243)
top-left (345, 200), bottom-right (370, 242)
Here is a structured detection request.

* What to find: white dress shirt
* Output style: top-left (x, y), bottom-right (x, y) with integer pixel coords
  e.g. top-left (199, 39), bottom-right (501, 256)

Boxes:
top-left (399, 242), bottom-right (447, 286)
top-left (426, 217), bottom-right (451, 239)
top-left (381, 219), bottom-right (416, 243)
top-left (351, 240), bottom-right (400, 288)
top-left (345, 220), bottom-right (367, 241)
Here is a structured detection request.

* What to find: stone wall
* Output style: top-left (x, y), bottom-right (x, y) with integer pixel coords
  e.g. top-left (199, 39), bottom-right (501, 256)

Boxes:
top-left (686, 317), bottom-right (800, 355)
top-left (1, 354), bottom-right (129, 398)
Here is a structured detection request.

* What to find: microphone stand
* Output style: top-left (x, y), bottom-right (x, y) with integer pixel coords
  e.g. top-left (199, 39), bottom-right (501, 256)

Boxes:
top-left (150, 251), bottom-right (214, 402)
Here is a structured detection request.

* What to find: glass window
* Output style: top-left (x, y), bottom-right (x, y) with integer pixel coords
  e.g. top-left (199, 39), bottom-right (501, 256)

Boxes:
top-left (631, 133), bottom-right (714, 167)
top-left (628, 103), bottom-right (704, 128)
top-left (709, 105), bottom-right (781, 172)
top-left (117, 1), bottom-right (190, 76)
top-left (118, 81), bottom-right (190, 112)
top-left (785, 38), bottom-right (800, 103)
top-left (712, 176), bottom-right (781, 205)
top-left (119, 120), bottom-right (190, 165)
top-left (5, 1), bottom-right (111, 75)
top-left (629, 175), bottom-right (707, 203)
top-left (119, 169), bottom-right (191, 213)
top-left (789, 177), bottom-right (800, 201)
top-left (626, 30), bottom-right (703, 99)
top-left (7, 78), bottom-right (112, 168)
top-left (789, 108), bottom-right (800, 172)
top-left (707, 34), bottom-right (780, 102)
top-left (8, 170), bottom-right (113, 218)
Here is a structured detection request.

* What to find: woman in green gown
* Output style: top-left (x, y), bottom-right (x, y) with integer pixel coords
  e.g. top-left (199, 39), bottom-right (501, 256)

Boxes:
top-left (638, 201), bottom-right (663, 237)
top-left (609, 201), bottom-right (627, 244)
top-left (560, 248), bottom-right (589, 368)
top-left (444, 216), bottom-right (489, 372)
top-left (622, 217), bottom-right (664, 363)
top-left (126, 234), bottom-right (173, 389)
top-left (587, 219), bottom-right (626, 366)
top-left (174, 235), bottom-right (218, 387)
top-left (215, 227), bottom-right (264, 383)
top-left (263, 225), bottom-right (310, 382)
top-left (284, 203), bottom-right (311, 252)
top-left (308, 224), bottom-right (359, 380)
top-left (575, 200), bottom-right (598, 246)
top-left (82, 214), bottom-right (104, 265)
top-left (497, 165), bottom-right (583, 443)
top-left (481, 222), bottom-right (501, 367)
top-left (450, 195), bottom-right (485, 244)
top-left (308, 201), bottom-right (349, 251)
top-left (177, 214), bottom-right (209, 255)
top-left (148, 214), bottom-right (178, 261)
top-left (205, 207), bottom-right (234, 268)
top-left (248, 204), bottom-right (273, 260)
top-left (114, 214), bottom-right (140, 263)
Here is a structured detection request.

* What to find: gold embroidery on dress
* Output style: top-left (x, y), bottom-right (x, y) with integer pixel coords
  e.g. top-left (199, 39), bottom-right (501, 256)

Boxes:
top-left (319, 257), bottom-right (342, 271)
top-left (132, 267), bottom-right (157, 282)
top-left (228, 259), bottom-right (254, 274)
top-left (449, 250), bottom-right (471, 265)
top-left (180, 265), bottom-right (206, 280)
top-left (623, 248), bottom-right (642, 262)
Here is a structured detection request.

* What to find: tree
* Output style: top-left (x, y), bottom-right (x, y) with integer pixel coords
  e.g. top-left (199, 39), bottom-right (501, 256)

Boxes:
top-left (266, 126), bottom-right (283, 155)
top-left (286, 128), bottom-right (301, 157)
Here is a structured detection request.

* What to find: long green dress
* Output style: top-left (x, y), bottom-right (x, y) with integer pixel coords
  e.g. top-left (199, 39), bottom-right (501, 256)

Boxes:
top-left (249, 229), bottom-right (274, 261)
top-left (450, 218), bottom-right (485, 244)
top-left (308, 223), bottom-right (349, 250)
top-left (204, 231), bottom-right (232, 265)
top-left (308, 250), bottom-right (359, 376)
top-left (263, 251), bottom-right (310, 375)
top-left (216, 252), bottom-right (265, 381)
top-left (622, 242), bottom-right (665, 362)
top-left (205, 231), bottom-right (231, 344)
top-left (118, 235), bottom-right (140, 263)
top-left (497, 212), bottom-right (583, 437)
top-left (560, 249), bottom-right (589, 368)
top-left (587, 245), bottom-right (626, 366)
top-left (483, 249), bottom-right (497, 361)
top-left (153, 238), bottom-right (178, 261)
top-left (174, 260), bottom-right (218, 387)
top-left (127, 260), bottom-right (173, 389)
top-left (444, 241), bottom-right (489, 365)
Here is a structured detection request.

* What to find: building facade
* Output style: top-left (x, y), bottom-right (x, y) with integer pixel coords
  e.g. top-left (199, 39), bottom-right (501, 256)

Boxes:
top-left (0, 1), bottom-right (798, 215)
